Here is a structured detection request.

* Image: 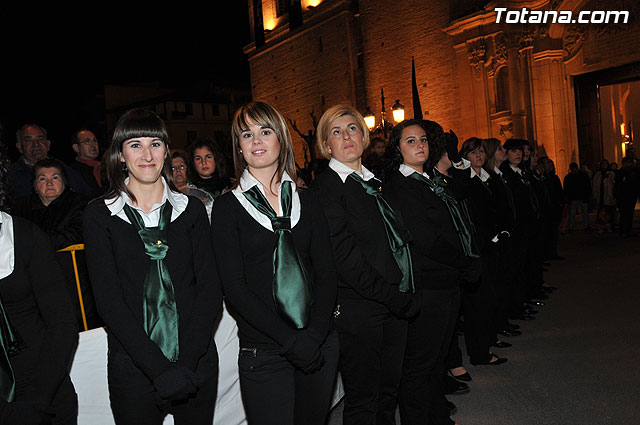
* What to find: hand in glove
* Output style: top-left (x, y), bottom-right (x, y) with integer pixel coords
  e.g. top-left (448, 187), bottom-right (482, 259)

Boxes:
top-left (445, 129), bottom-right (462, 164)
top-left (460, 257), bottom-right (482, 284)
top-left (153, 365), bottom-right (198, 401)
top-left (281, 333), bottom-right (325, 374)
top-left (0, 401), bottom-right (54, 425)
top-left (385, 291), bottom-right (421, 320)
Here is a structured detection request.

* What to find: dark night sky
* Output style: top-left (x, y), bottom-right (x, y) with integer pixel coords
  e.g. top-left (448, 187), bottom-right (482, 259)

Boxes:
top-left (0, 4), bottom-right (251, 162)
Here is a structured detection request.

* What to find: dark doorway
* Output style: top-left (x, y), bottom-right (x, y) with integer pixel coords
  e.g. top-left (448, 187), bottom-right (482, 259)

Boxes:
top-left (574, 61), bottom-right (640, 169)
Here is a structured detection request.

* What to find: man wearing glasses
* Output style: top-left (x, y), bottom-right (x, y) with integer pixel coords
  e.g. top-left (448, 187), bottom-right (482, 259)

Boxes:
top-left (71, 129), bottom-right (105, 197)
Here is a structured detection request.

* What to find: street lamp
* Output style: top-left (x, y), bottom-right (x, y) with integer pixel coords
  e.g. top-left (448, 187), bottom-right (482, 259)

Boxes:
top-left (364, 106), bottom-right (375, 130)
top-left (392, 100), bottom-right (405, 123)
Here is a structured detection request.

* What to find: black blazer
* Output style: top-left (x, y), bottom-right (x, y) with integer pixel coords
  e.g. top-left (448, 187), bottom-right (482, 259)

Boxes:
top-left (311, 168), bottom-right (416, 308)
top-left (0, 216), bottom-right (77, 405)
top-left (463, 170), bottom-right (498, 254)
top-left (384, 171), bottom-right (469, 289)
top-left (211, 189), bottom-right (337, 348)
top-left (82, 196), bottom-right (222, 379)
top-left (499, 163), bottom-right (538, 226)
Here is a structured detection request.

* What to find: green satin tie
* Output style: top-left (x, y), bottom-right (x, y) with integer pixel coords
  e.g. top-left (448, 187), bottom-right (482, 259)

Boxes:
top-left (242, 181), bottom-right (312, 329)
top-left (123, 202), bottom-right (179, 362)
top-left (348, 173), bottom-right (415, 294)
top-left (408, 171), bottom-right (479, 258)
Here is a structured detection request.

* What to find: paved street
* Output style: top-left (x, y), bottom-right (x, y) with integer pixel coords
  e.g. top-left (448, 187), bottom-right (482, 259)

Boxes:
top-left (329, 214), bottom-right (640, 425)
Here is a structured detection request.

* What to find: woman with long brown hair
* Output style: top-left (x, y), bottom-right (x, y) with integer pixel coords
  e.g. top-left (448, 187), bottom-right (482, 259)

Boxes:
top-left (211, 101), bottom-right (339, 425)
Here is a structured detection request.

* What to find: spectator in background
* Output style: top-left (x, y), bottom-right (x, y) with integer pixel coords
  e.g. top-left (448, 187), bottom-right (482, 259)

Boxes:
top-left (363, 137), bottom-right (386, 178)
top-left (563, 162), bottom-right (592, 232)
top-left (541, 157), bottom-right (564, 259)
top-left (614, 156), bottom-right (640, 238)
top-left (8, 123), bottom-right (92, 199)
top-left (12, 158), bottom-right (101, 330)
top-left (186, 138), bottom-right (232, 199)
top-left (171, 151), bottom-right (213, 219)
top-left (592, 159), bottom-right (617, 233)
top-left (70, 128), bottom-right (105, 197)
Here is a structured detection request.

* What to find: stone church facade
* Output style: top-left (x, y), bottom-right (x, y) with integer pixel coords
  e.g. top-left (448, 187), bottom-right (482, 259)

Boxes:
top-left (244, 0), bottom-right (640, 174)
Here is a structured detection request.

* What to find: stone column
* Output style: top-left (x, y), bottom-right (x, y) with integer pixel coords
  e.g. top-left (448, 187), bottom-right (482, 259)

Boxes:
top-left (531, 49), bottom-right (574, 174)
top-left (463, 39), bottom-right (491, 139)
top-left (505, 32), bottom-right (527, 138)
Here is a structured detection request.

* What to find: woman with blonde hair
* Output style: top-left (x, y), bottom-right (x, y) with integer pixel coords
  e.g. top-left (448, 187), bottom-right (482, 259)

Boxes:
top-left (211, 101), bottom-right (339, 425)
top-left (311, 104), bottom-right (419, 425)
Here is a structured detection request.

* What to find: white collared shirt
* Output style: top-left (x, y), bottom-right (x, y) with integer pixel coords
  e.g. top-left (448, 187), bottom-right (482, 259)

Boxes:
top-left (105, 177), bottom-right (189, 226)
top-left (399, 163), bottom-right (430, 179)
top-left (329, 158), bottom-right (378, 183)
top-left (471, 167), bottom-right (490, 182)
top-left (510, 164), bottom-right (523, 176)
top-left (494, 166), bottom-right (503, 176)
top-left (452, 157), bottom-right (471, 170)
top-left (232, 169), bottom-right (300, 232)
top-left (0, 211), bottom-right (14, 280)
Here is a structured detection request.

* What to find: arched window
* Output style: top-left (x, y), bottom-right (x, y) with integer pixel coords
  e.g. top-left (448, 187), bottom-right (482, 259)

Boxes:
top-left (496, 66), bottom-right (510, 112)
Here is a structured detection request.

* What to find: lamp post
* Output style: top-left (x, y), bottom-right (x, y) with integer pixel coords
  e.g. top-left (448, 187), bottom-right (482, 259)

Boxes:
top-left (367, 88), bottom-right (402, 139)
top-left (392, 99), bottom-right (405, 123)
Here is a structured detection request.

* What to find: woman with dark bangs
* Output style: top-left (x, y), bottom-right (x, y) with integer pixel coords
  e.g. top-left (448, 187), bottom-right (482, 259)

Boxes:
top-left (211, 101), bottom-right (339, 425)
top-left (82, 108), bottom-right (222, 425)
top-left (382, 119), bottom-right (480, 425)
top-left (186, 138), bottom-right (232, 199)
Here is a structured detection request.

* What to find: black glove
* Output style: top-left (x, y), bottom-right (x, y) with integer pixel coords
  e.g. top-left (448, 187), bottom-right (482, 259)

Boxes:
top-left (460, 257), bottom-right (482, 284)
top-left (282, 333), bottom-right (325, 374)
top-left (445, 129), bottom-right (462, 164)
top-left (385, 291), bottom-right (421, 320)
top-left (0, 401), bottom-right (53, 425)
top-left (153, 365), bottom-right (198, 401)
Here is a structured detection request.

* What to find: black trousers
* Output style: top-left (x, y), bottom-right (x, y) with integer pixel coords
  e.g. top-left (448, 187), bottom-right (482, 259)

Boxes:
top-left (462, 255), bottom-right (497, 364)
top-left (107, 340), bottom-right (219, 425)
top-left (238, 330), bottom-right (340, 425)
top-left (399, 286), bottom-right (459, 425)
top-left (619, 198), bottom-right (637, 235)
top-left (337, 298), bottom-right (408, 425)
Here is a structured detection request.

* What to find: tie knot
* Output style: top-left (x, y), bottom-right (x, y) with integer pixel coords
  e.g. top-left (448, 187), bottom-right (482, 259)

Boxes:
top-left (271, 216), bottom-right (291, 232)
top-left (139, 228), bottom-right (169, 260)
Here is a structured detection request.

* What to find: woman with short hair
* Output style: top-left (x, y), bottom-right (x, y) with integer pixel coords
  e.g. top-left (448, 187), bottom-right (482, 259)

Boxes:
top-left (311, 105), bottom-right (419, 425)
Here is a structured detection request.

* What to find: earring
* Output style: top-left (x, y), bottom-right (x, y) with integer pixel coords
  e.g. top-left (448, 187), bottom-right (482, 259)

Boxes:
top-left (239, 149), bottom-right (243, 153)
top-left (121, 162), bottom-right (128, 173)
top-left (328, 148), bottom-right (332, 153)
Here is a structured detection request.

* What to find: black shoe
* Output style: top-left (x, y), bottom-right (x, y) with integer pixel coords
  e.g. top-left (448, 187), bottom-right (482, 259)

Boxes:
top-left (498, 328), bottom-right (522, 337)
top-left (507, 322), bottom-right (520, 330)
top-left (525, 308), bottom-right (539, 315)
top-left (470, 354), bottom-right (508, 366)
top-left (447, 400), bottom-right (458, 415)
top-left (543, 261), bottom-right (551, 266)
top-left (529, 299), bottom-right (546, 306)
top-left (449, 369), bottom-right (473, 382)
top-left (492, 339), bottom-right (512, 348)
top-left (445, 375), bottom-right (470, 395)
top-left (550, 255), bottom-right (565, 261)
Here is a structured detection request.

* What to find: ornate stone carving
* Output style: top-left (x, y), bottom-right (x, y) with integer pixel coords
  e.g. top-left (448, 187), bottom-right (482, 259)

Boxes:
top-left (563, 24), bottom-right (588, 60)
top-left (467, 40), bottom-right (486, 78)
top-left (499, 122), bottom-right (513, 139)
top-left (489, 35), bottom-right (507, 75)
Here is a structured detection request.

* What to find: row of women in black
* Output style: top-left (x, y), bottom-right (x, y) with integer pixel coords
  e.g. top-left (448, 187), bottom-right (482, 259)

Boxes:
top-left (1, 101), bottom-right (551, 424)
